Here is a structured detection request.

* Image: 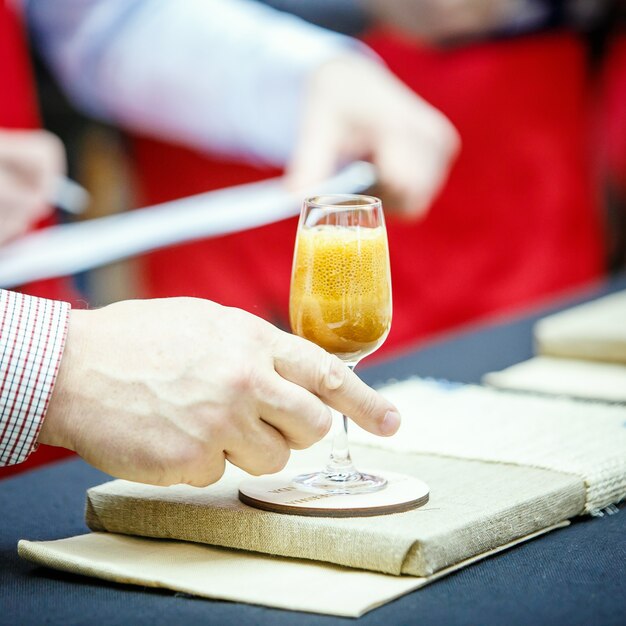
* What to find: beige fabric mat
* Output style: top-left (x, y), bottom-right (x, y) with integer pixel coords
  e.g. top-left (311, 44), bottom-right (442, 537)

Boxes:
top-left (18, 524), bottom-right (567, 618)
top-left (19, 374), bottom-right (626, 615)
top-left (85, 449), bottom-right (583, 577)
top-left (352, 379), bottom-right (626, 513)
top-left (535, 289), bottom-right (626, 363)
top-left (483, 356), bottom-right (626, 403)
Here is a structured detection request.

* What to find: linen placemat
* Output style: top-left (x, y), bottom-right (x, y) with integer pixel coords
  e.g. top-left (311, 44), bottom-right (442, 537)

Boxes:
top-left (535, 289), bottom-right (626, 363)
top-left (352, 379), bottom-right (626, 514)
top-left (484, 290), bottom-right (626, 401)
top-left (483, 356), bottom-right (626, 403)
top-left (18, 523), bottom-right (568, 618)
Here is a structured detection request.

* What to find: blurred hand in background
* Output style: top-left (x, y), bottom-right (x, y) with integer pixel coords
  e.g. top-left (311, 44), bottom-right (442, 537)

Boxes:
top-left (0, 129), bottom-right (64, 245)
top-left (287, 54), bottom-right (460, 218)
top-left (27, 0), bottom-right (459, 221)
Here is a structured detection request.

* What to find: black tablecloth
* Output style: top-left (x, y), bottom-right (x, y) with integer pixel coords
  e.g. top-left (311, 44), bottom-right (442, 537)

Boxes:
top-left (2, 277), bottom-right (625, 626)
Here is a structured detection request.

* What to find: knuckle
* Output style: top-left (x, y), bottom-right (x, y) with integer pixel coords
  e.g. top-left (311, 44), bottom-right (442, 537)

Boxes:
top-left (187, 453), bottom-right (226, 487)
top-left (177, 440), bottom-right (207, 473)
top-left (287, 440), bottom-right (309, 451)
top-left (294, 407), bottom-right (331, 449)
top-left (156, 437), bottom-right (206, 484)
top-left (207, 455), bottom-right (227, 484)
top-left (318, 354), bottom-right (347, 393)
top-left (200, 409), bottom-right (231, 443)
top-left (224, 365), bottom-right (254, 395)
top-left (258, 443), bottom-right (290, 475)
top-left (186, 450), bottom-right (226, 487)
top-left (249, 371), bottom-right (277, 403)
top-left (313, 407), bottom-right (333, 441)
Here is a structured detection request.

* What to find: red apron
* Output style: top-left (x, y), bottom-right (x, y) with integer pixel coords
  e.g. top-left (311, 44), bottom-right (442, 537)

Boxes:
top-left (0, 3), bottom-right (75, 477)
top-left (131, 31), bottom-right (605, 355)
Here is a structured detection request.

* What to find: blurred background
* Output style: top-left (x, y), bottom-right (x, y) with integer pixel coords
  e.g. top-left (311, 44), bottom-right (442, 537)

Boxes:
top-left (3, 0), bottom-right (626, 470)
top-left (26, 0), bottom-right (625, 315)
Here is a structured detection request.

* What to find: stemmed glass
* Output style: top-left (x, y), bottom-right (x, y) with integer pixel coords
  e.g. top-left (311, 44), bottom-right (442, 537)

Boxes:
top-left (289, 194), bottom-right (392, 495)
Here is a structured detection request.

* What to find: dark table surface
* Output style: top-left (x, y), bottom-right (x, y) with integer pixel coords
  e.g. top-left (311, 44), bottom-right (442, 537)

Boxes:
top-left (2, 277), bottom-right (626, 626)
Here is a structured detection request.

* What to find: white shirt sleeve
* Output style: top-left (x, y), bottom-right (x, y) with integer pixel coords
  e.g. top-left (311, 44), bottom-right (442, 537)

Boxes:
top-left (25, 0), bottom-right (361, 166)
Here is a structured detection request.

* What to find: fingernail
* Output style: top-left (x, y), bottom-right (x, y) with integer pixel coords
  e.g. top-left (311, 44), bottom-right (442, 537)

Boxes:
top-left (381, 410), bottom-right (401, 436)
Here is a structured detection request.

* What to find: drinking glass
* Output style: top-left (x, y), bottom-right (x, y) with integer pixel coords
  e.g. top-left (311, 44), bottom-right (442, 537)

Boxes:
top-left (289, 194), bottom-right (392, 494)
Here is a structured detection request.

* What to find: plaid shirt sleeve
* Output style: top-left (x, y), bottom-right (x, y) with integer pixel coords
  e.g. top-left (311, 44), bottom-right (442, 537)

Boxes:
top-left (0, 289), bottom-right (70, 467)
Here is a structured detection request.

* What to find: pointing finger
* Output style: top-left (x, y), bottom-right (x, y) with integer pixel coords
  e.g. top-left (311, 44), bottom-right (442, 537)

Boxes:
top-left (273, 333), bottom-right (400, 437)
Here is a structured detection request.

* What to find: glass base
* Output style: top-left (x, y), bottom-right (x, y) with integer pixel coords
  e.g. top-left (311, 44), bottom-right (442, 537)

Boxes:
top-left (293, 470), bottom-right (387, 495)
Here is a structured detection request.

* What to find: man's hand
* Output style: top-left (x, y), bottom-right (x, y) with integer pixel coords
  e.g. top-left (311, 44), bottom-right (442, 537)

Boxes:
top-left (39, 298), bottom-right (400, 487)
top-left (286, 55), bottom-right (460, 219)
top-left (0, 129), bottom-right (65, 245)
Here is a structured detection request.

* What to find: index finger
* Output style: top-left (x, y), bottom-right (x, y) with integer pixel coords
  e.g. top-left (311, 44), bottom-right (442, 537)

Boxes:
top-left (272, 333), bottom-right (401, 437)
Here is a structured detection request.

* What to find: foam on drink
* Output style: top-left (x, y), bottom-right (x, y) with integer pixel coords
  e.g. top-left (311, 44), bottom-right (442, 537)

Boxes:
top-left (290, 225), bottom-right (392, 362)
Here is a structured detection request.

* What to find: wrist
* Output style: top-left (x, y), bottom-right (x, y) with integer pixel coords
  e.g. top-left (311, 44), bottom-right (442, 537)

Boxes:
top-left (38, 309), bottom-right (91, 451)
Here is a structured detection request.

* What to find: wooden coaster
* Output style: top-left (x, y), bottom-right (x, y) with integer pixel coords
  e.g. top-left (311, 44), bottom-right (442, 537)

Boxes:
top-left (238, 470), bottom-right (429, 517)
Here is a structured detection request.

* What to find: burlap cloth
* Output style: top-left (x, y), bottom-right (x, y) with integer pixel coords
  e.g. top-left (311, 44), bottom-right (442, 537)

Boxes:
top-left (18, 380), bottom-right (626, 616)
top-left (84, 449), bottom-right (583, 576)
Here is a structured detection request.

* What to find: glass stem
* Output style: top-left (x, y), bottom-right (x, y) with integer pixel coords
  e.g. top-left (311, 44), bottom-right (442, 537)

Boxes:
top-left (324, 364), bottom-right (359, 480)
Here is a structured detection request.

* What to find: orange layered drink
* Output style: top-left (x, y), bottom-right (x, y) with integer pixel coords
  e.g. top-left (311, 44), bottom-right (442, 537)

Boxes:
top-left (290, 224), bottom-right (392, 363)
